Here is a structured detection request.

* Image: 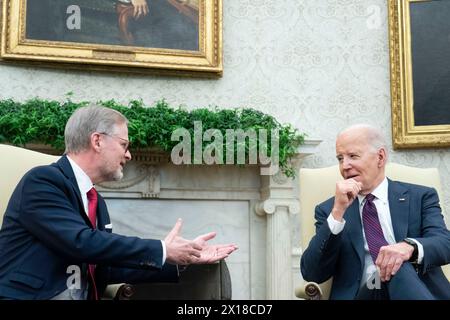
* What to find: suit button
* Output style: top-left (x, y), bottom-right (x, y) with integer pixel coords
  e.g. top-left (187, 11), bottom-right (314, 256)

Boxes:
top-left (139, 261), bottom-right (144, 266)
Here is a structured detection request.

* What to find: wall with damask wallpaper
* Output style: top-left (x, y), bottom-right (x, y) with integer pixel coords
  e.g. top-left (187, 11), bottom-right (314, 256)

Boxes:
top-left (1, 0), bottom-right (449, 221)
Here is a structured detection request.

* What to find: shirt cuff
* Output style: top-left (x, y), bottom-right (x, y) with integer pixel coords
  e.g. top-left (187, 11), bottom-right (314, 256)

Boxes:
top-left (161, 240), bottom-right (166, 265)
top-left (327, 213), bottom-right (346, 235)
top-left (407, 238), bottom-right (424, 264)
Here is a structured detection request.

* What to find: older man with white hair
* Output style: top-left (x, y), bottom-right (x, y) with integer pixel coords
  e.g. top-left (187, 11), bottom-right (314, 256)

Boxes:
top-left (301, 124), bottom-right (450, 299)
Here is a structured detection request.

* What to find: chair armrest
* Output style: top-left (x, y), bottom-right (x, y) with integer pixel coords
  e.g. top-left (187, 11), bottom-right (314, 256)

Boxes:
top-left (295, 282), bottom-right (323, 300)
top-left (102, 283), bottom-right (135, 300)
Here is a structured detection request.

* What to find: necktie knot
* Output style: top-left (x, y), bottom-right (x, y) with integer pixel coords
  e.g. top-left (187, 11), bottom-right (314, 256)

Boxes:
top-left (87, 187), bottom-right (98, 203)
top-left (365, 193), bottom-right (376, 203)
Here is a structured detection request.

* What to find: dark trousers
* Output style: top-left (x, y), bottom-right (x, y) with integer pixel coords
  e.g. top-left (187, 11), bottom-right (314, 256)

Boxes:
top-left (356, 263), bottom-right (435, 300)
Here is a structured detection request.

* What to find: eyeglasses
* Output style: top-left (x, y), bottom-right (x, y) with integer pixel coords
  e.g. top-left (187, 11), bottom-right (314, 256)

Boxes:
top-left (99, 132), bottom-right (130, 153)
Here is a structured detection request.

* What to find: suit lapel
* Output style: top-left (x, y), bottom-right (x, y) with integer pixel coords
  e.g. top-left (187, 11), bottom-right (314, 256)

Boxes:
top-left (96, 196), bottom-right (110, 231)
top-left (345, 200), bottom-right (365, 268)
top-left (388, 179), bottom-right (410, 241)
top-left (55, 155), bottom-right (92, 227)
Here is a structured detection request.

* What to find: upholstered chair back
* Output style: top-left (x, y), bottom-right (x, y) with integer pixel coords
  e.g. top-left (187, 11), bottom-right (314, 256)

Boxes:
top-left (0, 144), bottom-right (60, 219)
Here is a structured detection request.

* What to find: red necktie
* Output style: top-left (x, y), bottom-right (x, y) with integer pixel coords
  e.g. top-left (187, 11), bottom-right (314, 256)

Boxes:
top-left (86, 187), bottom-right (98, 300)
top-left (362, 194), bottom-right (389, 263)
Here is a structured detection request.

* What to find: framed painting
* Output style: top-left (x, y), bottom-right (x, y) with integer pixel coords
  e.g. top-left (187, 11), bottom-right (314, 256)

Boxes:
top-left (388, 0), bottom-right (450, 148)
top-left (0, 0), bottom-right (222, 77)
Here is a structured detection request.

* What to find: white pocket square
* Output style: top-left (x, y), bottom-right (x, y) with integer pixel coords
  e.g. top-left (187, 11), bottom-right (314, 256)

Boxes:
top-left (104, 223), bottom-right (113, 230)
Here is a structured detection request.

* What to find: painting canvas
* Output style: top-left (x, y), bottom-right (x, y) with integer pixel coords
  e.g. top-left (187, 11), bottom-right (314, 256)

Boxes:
top-left (25, 0), bottom-right (199, 51)
top-left (389, 0), bottom-right (450, 148)
top-left (0, 0), bottom-right (222, 77)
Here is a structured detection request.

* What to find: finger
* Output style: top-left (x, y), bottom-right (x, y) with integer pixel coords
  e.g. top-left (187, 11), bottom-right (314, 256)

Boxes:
top-left (195, 232), bottom-right (216, 243)
top-left (379, 253), bottom-right (390, 282)
top-left (391, 257), bottom-right (403, 276)
top-left (216, 244), bottom-right (238, 253)
top-left (384, 256), bottom-right (396, 281)
top-left (217, 247), bottom-right (235, 255)
top-left (375, 247), bottom-right (385, 267)
top-left (352, 184), bottom-right (361, 195)
top-left (205, 253), bottom-right (229, 264)
top-left (375, 250), bottom-right (386, 280)
top-left (143, 4), bottom-right (149, 15)
top-left (166, 218), bottom-right (183, 242)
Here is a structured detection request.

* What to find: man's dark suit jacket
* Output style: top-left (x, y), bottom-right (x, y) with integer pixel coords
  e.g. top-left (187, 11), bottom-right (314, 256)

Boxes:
top-left (0, 156), bottom-right (177, 299)
top-left (301, 179), bottom-right (450, 299)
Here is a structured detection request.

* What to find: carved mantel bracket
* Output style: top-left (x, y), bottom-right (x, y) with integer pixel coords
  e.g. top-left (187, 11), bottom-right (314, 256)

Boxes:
top-left (96, 148), bottom-right (169, 198)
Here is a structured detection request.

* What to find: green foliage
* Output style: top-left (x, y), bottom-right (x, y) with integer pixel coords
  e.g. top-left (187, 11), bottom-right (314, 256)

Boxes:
top-left (0, 98), bottom-right (305, 177)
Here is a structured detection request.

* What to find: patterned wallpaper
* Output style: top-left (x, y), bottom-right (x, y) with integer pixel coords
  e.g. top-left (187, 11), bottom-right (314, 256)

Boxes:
top-left (1, 0), bottom-right (449, 221)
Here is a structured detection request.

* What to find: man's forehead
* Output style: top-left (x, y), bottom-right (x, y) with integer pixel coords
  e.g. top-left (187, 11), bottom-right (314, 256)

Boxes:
top-left (336, 137), bottom-right (366, 154)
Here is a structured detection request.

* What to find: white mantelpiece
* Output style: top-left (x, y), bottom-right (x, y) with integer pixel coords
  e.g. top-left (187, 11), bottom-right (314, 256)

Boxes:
top-left (97, 140), bottom-right (321, 299)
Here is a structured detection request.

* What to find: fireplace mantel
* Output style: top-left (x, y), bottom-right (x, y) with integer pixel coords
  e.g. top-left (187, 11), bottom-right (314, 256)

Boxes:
top-left (96, 139), bottom-right (321, 299)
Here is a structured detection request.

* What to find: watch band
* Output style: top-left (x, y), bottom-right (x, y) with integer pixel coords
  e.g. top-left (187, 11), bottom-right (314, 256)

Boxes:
top-left (403, 238), bottom-right (418, 263)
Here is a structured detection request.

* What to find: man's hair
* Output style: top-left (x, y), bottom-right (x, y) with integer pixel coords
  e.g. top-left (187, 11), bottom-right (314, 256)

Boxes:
top-left (338, 124), bottom-right (388, 154)
top-left (64, 104), bottom-right (128, 154)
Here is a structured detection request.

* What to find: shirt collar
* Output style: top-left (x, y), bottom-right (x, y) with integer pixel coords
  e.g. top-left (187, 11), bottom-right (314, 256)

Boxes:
top-left (358, 176), bottom-right (388, 206)
top-left (66, 155), bottom-right (94, 195)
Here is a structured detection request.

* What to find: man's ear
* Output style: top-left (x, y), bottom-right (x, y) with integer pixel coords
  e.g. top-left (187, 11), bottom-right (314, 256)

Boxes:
top-left (91, 132), bottom-right (102, 152)
top-left (378, 148), bottom-right (387, 167)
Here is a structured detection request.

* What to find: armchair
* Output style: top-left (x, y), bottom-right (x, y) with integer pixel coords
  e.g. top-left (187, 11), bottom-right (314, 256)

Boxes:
top-left (0, 144), bottom-right (133, 300)
top-left (295, 163), bottom-right (450, 299)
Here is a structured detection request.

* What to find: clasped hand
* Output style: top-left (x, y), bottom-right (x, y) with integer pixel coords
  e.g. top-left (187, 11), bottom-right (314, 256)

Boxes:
top-left (375, 242), bottom-right (414, 282)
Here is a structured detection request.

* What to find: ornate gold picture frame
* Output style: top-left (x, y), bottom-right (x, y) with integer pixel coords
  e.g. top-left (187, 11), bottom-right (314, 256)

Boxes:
top-left (0, 0), bottom-right (222, 77)
top-left (388, 0), bottom-right (450, 149)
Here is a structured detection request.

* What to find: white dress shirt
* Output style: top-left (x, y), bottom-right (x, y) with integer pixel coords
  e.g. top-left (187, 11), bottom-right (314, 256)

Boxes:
top-left (67, 156), bottom-right (94, 218)
top-left (327, 177), bottom-right (424, 287)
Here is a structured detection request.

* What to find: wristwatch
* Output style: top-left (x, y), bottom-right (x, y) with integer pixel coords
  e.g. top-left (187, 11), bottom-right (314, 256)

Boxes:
top-left (403, 238), bottom-right (418, 263)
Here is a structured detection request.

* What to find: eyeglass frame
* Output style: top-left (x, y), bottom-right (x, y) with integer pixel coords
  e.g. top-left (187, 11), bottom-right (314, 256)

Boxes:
top-left (98, 132), bottom-right (130, 153)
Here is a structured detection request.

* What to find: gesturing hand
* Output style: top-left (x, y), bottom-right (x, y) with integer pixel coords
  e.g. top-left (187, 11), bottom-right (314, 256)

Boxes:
top-left (164, 219), bottom-right (202, 265)
top-left (164, 219), bottom-right (238, 265)
top-left (191, 232), bottom-right (238, 264)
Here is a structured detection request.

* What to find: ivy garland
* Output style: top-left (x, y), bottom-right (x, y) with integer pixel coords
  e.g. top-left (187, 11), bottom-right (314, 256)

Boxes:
top-left (0, 98), bottom-right (305, 177)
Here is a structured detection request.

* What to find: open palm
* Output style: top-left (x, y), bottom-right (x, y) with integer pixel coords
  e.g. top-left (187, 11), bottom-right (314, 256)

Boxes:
top-left (193, 232), bottom-right (238, 264)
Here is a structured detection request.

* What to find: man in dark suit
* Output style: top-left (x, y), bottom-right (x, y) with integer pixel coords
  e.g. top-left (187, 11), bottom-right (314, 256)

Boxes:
top-left (301, 124), bottom-right (450, 299)
top-left (0, 105), bottom-right (237, 300)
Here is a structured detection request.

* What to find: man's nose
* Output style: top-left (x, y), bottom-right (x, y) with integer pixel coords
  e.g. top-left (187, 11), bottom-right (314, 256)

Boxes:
top-left (342, 158), bottom-right (352, 169)
top-left (125, 149), bottom-right (132, 161)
